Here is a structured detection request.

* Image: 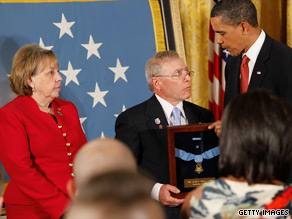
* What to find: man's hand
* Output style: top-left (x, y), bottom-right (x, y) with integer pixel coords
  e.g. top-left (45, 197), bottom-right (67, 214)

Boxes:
top-left (159, 184), bottom-right (184, 207)
top-left (208, 120), bottom-right (222, 137)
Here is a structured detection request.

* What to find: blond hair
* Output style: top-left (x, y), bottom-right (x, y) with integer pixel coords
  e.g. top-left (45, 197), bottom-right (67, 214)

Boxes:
top-left (8, 44), bottom-right (58, 96)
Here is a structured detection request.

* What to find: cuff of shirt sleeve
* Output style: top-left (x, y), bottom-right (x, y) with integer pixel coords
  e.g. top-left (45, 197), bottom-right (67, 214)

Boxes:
top-left (151, 183), bottom-right (163, 201)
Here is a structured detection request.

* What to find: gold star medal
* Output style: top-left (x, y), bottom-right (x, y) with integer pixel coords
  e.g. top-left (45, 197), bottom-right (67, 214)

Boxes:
top-left (194, 155), bottom-right (203, 174)
top-left (195, 163), bottom-right (204, 174)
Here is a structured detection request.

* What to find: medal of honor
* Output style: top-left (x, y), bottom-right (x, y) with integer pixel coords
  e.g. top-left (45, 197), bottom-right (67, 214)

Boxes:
top-left (195, 162), bottom-right (203, 174)
top-left (194, 155), bottom-right (204, 174)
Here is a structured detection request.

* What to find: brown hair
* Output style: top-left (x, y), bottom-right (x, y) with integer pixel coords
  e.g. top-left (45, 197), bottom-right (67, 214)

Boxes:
top-left (8, 44), bottom-right (58, 96)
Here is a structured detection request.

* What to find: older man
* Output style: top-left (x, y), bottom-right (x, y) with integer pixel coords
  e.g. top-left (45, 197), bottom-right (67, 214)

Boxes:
top-left (115, 51), bottom-right (214, 219)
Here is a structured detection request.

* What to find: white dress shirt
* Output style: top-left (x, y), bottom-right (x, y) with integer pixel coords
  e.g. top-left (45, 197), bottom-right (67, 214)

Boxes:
top-left (155, 94), bottom-right (188, 126)
top-left (243, 29), bottom-right (266, 83)
top-left (151, 94), bottom-right (188, 201)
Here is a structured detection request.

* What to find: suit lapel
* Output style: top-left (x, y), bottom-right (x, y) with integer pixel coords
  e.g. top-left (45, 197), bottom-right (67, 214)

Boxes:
top-left (229, 56), bottom-right (242, 95)
top-left (144, 95), bottom-right (168, 130)
top-left (183, 101), bottom-right (199, 124)
top-left (248, 34), bottom-right (272, 90)
top-left (144, 95), bottom-right (168, 146)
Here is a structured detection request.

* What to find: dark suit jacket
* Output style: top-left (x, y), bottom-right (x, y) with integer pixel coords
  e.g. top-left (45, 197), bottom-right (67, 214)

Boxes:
top-left (224, 34), bottom-right (292, 107)
top-left (115, 94), bottom-right (214, 184)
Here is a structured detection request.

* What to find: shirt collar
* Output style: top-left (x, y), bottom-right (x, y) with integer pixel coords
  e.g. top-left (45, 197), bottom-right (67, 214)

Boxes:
top-left (244, 29), bottom-right (266, 62)
top-left (155, 94), bottom-right (186, 119)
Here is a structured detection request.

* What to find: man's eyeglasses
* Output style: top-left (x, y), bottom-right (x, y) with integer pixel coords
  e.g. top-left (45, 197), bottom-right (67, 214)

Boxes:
top-left (155, 70), bottom-right (194, 79)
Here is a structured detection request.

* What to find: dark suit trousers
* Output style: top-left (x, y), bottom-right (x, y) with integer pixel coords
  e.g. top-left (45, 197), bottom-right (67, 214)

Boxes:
top-left (164, 205), bottom-right (181, 219)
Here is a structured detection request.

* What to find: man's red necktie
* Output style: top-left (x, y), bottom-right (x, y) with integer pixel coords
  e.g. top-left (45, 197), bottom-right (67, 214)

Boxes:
top-left (240, 55), bottom-right (250, 93)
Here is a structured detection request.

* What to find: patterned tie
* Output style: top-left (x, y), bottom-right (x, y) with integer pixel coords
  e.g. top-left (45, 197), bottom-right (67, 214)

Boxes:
top-left (240, 55), bottom-right (250, 93)
top-left (172, 107), bottom-right (181, 126)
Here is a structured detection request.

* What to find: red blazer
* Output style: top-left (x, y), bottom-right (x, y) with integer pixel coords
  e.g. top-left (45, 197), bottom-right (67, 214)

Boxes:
top-left (0, 96), bottom-right (87, 218)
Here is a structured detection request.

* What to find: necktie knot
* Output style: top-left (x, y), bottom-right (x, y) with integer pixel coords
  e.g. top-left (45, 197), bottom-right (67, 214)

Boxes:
top-left (242, 55), bottom-right (250, 65)
top-left (240, 55), bottom-right (250, 93)
top-left (172, 107), bottom-right (181, 126)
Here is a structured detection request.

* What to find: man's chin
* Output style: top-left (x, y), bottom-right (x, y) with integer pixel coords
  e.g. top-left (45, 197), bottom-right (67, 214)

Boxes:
top-left (229, 50), bottom-right (240, 57)
top-left (224, 48), bottom-right (235, 57)
top-left (183, 94), bottom-right (191, 100)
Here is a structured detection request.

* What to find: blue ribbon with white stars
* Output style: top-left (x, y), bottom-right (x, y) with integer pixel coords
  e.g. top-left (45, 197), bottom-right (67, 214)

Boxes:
top-left (175, 146), bottom-right (219, 163)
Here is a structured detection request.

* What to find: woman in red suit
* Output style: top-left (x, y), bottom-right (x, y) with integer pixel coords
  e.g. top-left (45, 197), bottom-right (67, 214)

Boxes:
top-left (0, 44), bottom-right (87, 218)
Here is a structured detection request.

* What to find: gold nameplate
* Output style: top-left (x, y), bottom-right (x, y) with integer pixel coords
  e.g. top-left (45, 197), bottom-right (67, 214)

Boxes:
top-left (184, 177), bottom-right (215, 188)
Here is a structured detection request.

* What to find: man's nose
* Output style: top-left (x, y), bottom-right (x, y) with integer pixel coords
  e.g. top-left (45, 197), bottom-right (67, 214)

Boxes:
top-left (184, 73), bottom-right (191, 81)
top-left (216, 35), bottom-right (223, 44)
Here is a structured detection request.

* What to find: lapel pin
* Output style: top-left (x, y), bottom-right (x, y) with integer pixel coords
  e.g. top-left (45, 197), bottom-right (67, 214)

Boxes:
top-left (257, 71), bottom-right (261, 75)
top-left (155, 118), bottom-right (160, 125)
top-left (159, 125), bottom-right (163, 129)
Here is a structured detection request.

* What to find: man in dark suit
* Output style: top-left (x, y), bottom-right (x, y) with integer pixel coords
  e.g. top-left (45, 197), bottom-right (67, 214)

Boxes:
top-left (115, 51), bottom-right (214, 219)
top-left (208, 0), bottom-right (292, 136)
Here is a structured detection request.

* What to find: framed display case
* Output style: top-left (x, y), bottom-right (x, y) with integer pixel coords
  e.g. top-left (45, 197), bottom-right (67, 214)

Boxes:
top-left (167, 123), bottom-right (219, 198)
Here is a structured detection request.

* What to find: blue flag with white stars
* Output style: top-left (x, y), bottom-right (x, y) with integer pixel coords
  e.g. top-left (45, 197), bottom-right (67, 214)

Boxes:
top-left (0, 0), bottom-right (165, 181)
top-left (0, 0), bottom-right (164, 141)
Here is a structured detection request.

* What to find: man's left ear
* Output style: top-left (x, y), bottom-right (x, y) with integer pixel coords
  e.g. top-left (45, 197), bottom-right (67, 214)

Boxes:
top-left (241, 22), bottom-right (250, 34)
top-left (151, 77), bottom-right (161, 90)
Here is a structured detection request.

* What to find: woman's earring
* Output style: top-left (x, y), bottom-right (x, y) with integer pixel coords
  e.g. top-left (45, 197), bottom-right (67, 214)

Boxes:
top-left (32, 87), bottom-right (35, 92)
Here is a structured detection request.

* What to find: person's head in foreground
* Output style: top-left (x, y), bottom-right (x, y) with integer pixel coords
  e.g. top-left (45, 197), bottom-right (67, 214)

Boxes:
top-left (66, 171), bottom-right (165, 219)
top-left (67, 137), bottom-right (137, 197)
top-left (220, 89), bottom-right (292, 184)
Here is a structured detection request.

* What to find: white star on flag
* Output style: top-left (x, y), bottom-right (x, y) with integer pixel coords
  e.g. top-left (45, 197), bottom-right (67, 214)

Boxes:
top-left (79, 117), bottom-right (87, 133)
top-left (81, 35), bottom-right (103, 60)
top-left (87, 82), bottom-right (109, 108)
top-left (59, 61), bottom-right (82, 86)
top-left (53, 13), bottom-right (75, 39)
top-left (114, 105), bottom-right (126, 117)
top-left (39, 37), bottom-right (54, 50)
top-left (108, 58), bottom-right (129, 83)
top-left (223, 49), bottom-right (231, 59)
top-left (100, 132), bottom-right (105, 138)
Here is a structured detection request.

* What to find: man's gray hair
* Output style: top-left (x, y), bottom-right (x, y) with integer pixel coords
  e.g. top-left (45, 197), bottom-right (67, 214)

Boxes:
top-left (145, 50), bottom-right (180, 91)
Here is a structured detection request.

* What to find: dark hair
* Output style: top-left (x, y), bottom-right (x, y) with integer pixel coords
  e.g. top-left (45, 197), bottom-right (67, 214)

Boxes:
top-left (219, 89), bottom-right (292, 184)
top-left (211, 0), bottom-right (258, 27)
